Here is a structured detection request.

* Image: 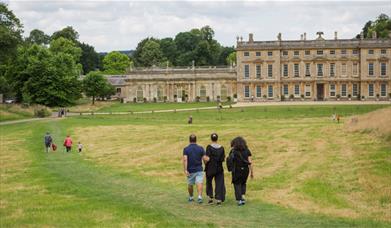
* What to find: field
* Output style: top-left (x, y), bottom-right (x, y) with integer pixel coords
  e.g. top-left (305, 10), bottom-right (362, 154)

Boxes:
top-left (0, 104), bottom-right (35, 122)
top-left (1, 104), bottom-right (390, 227)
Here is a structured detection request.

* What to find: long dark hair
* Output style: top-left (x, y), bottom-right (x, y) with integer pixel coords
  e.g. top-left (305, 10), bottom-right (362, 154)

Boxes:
top-left (231, 136), bottom-right (247, 151)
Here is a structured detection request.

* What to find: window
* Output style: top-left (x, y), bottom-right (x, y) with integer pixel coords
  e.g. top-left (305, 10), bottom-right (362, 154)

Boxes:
top-left (381, 83), bottom-right (387, 97)
top-left (268, 64), bottom-right (273, 77)
top-left (353, 63), bottom-right (358, 76)
top-left (244, 64), bottom-right (249, 78)
top-left (268, 51), bottom-right (273, 56)
top-left (256, 51), bottom-right (261, 57)
top-left (282, 51), bottom-right (288, 56)
top-left (294, 51), bottom-right (299, 56)
top-left (244, 52), bottom-right (249, 57)
top-left (305, 63), bottom-right (311, 77)
top-left (368, 84), bottom-right (374, 97)
top-left (353, 49), bottom-right (358, 55)
top-left (330, 63), bottom-right (335, 77)
top-left (244, 85), bottom-right (250, 98)
top-left (368, 49), bottom-right (374, 55)
top-left (341, 63), bottom-right (347, 76)
top-left (330, 50), bottom-right (335, 55)
top-left (381, 49), bottom-right (387, 54)
top-left (316, 50), bottom-right (323, 55)
top-left (268, 85), bottom-right (273, 98)
top-left (200, 85), bottom-right (206, 98)
top-left (368, 63), bottom-right (374, 76)
top-left (283, 84), bottom-right (288, 96)
top-left (283, 64), bottom-right (288, 77)
top-left (116, 88), bottom-right (121, 93)
top-left (330, 84), bottom-right (336, 97)
top-left (341, 84), bottom-right (347, 97)
top-left (294, 63), bottom-right (299, 77)
top-left (317, 63), bottom-right (323, 76)
top-left (381, 63), bottom-right (387, 76)
top-left (294, 84), bottom-right (300, 96)
top-left (305, 84), bottom-right (311, 97)
top-left (256, 85), bottom-right (262, 97)
top-left (256, 65), bottom-right (261, 78)
top-left (352, 84), bottom-right (358, 97)
top-left (305, 50), bottom-right (310, 55)
top-left (341, 49), bottom-right (347, 55)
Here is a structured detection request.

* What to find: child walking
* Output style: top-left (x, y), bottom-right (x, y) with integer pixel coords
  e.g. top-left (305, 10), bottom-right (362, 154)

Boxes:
top-left (78, 142), bottom-right (83, 153)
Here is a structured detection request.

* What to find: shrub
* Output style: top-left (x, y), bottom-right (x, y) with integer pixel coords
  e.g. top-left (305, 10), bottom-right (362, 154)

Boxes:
top-left (143, 97), bottom-right (147, 103)
top-left (34, 107), bottom-right (51, 118)
top-left (163, 96), bottom-right (167, 102)
top-left (153, 97), bottom-right (157, 103)
top-left (206, 96), bottom-right (210, 102)
top-left (348, 94), bottom-right (351, 98)
top-left (289, 94), bottom-right (294, 99)
top-left (336, 94), bottom-right (341, 99)
top-left (133, 97), bottom-right (137, 103)
top-left (361, 95), bottom-right (365, 99)
top-left (227, 96), bottom-right (231, 102)
top-left (376, 93), bottom-right (380, 98)
top-left (217, 95), bottom-right (221, 101)
top-left (389, 93), bottom-right (391, 98)
top-left (301, 94), bottom-right (305, 99)
top-left (196, 96), bottom-right (200, 102)
top-left (263, 94), bottom-right (267, 99)
top-left (281, 95), bottom-right (285, 101)
top-left (233, 94), bottom-right (237, 99)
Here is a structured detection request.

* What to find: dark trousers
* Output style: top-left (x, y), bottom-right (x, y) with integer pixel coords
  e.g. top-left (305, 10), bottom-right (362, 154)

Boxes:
top-left (66, 146), bottom-right (71, 152)
top-left (233, 183), bottom-right (246, 201)
top-left (206, 172), bottom-right (225, 201)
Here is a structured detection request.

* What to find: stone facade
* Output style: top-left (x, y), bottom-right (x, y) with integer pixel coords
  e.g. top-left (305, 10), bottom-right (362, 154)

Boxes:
top-left (108, 32), bottom-right (391, 102)
top-left (236, 32), bottom-right (391, 101)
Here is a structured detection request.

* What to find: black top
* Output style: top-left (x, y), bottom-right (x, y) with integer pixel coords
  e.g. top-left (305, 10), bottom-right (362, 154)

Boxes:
top-left (205, 144), bottom-right (225, 176)
top-left (233, 148), bottom-right (252, 167)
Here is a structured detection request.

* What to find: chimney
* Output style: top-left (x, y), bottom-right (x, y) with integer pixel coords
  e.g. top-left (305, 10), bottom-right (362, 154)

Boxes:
top-left (300, 34), bottom-right (303, 40)
top-left (334, 31), bottom-right (338, 40)
top-left (249, 33), bottom-right (254, 43)
top-left (372, 31), bottom-right (377, 39)
top-left (304, 32), bottom-right (307, 40)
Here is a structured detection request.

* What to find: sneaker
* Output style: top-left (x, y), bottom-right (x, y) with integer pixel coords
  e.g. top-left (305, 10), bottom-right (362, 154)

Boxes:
top-left (197, 197), bottom-right (203, 204)
top-left (188, 197), bottom-right (194, 202)
top-left (216, 200), bottom-right (222, 206)
top-left (208, 199), bottom-right (214, 205)
top-left (238, 200), bottom-right (245, 206)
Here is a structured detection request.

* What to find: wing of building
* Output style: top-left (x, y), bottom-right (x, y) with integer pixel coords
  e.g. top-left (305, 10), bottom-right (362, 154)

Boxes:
top-left (108, 32), bottom-right (391, 102)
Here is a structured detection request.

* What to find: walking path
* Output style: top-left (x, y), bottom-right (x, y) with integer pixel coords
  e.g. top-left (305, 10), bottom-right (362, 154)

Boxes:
top-left (233, 100), bottom-right (391, 107)
top-left (0, 117), bottom-right (54, 126)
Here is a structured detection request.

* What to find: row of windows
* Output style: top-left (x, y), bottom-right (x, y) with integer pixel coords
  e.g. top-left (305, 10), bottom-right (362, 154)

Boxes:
top-left (243, 84), bottom-right (388, 98)
top-left (244, 62), bottom-right (388, 78)
top-left (243, 49), bottom-right (387, 57)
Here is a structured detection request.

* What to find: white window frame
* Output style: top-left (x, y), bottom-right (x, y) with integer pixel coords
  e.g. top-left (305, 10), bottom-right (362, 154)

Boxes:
top-left (283, 64), bottom-right (288, 77)
top-left (244, 52), bottom-right (249, 57)
top-left (330, 63), bottom-right (335, 77)
top-left (256, 64), bottom-right (261, 79)
top-left (294, 84), bottom-right (300, 96)
top-left (368, 63), bottom-right (374, 76)
top-left (368, 83), bottom-right (374, 97)
top-left (283, 84), bottom-right (289, 96)
top-left (380, 83), bottom-right (387, 97)
top-left (305, 84), bottom-right (311, 97)
top-left (294, 63), bottom-right (299, 77)
top-left (381, 63), bottom-right (387, 76)
top-left (305, 63), bottom-right (311, 77)
top-left (244, 85), bottom-right (250, 98)
top-left (341, 84), bottom-right (347, 97)
top-left (256, 85), bottom-right (262, 97)
top-left (330, 84), bottom-right (336, 97)
top-left (317, 64), bottom-right (323, 77)
top-left (268, 85), bottom-right (273, 98)
top-left (268, 64), bottom-right (273, 78)
top-left (244, 64), bottom-right (249, 79)
top-left (352, 84), bottom-right (358, 97)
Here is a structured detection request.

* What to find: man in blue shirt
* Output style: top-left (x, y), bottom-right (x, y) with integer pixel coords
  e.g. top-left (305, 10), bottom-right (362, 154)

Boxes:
top-left (183, 134), bottom-right (206, 203)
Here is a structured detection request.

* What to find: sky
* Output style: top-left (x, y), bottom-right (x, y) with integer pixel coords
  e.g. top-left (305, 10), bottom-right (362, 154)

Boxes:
top-left (4, 0), bottom-right (391, 52)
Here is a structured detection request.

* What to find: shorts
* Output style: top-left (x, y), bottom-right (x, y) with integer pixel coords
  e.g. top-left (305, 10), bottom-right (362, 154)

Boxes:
top-left (187, 171), bottom-right (204, 185)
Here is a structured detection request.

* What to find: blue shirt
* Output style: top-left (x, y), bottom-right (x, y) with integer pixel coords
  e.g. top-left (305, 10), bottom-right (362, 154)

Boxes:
top-left (183, 144), bottom-right (205, 173)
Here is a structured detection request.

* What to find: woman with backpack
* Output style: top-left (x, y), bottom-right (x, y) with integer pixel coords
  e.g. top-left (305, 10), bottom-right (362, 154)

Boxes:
top-left (204, 133), bottom-right (226, 205)
top-left (228, 136), bottom-right (253, 206)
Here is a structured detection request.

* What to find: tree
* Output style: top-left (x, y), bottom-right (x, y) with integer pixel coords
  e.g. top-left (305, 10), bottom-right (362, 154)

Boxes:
top-left (49, 37), bottom-right (82, 62)
top-left (79, 42), bottom-right (101, 74)
top-left (226, 51), bottom-right (236, 66)
top-left (0, 3), bottom-right (23, 63)
top-left (102, 51), bottom-right (130, 74)
top-left (82, 71), bottom-right (110, 104)
top-left (358, 14), bottom-right (391, 38)
top-left (51, 26), bottom-right (79, 42)
top-left (26, 29), bottom-right (50, 45)
top-left (138, 40), bottom-right (165, 67)
top-left (159, 37), bottom-right (177, 66)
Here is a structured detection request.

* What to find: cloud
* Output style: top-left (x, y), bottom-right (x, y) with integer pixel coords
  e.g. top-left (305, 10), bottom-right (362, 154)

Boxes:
top-left (5, 0), bottom-right (390, 52)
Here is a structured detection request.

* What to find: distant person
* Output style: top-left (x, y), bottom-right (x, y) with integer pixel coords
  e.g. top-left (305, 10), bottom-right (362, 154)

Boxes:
top-left (188, 115), bottom-right (193, 124)
top-left (44, 132), bottom-right (53, 153)
top-left (218, 102), bottom-right (223, 109)
top-left (229, 137), bottom-right (253, 206)
top-left (77, 142), bottom-right (83, 153)
top-left (337, 114), bottom-right (340, 123)
top-left (251, 95), bottom-right (254, 102)
top-left (63, 135), bottom-right (73, 152)
top-left (183, 134), bottom-right (206, 203)
top-left (204, 133), bottom-right (226, 205)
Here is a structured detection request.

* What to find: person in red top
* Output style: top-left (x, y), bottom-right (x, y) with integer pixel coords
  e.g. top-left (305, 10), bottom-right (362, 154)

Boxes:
top-left (63, 135), bottom-right (73, 152)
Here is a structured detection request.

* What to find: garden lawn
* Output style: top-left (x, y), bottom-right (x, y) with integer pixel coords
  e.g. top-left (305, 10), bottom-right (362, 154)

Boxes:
top-left (1, 104), bottom-right (390, 227)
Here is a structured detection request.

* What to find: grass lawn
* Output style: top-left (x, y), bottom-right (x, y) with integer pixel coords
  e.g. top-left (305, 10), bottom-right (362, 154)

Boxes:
top-left (1, 104), bottom-right (390, 227)
top-left (97, 101), bottom-right (233, 112)
top-left (0, 104), bottom-right (35, 122)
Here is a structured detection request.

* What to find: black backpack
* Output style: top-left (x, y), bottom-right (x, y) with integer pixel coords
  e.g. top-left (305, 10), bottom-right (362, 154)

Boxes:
top-left (226, 150), bottom-right (234, 172)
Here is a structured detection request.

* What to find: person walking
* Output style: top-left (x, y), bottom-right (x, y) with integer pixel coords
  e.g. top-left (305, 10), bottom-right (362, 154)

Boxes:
top-left (204, 133), bottom-right (226, 205)
top-left (63, 135), bottom-right (73, 152)
top-left (183, 134), bottom-right (207, 204)
top-left (229, 136), bottom-right (253, 206)
top-left (44, 132), bottom-right (53, 153)
top-left (77, 142), bottom-right (83, 153)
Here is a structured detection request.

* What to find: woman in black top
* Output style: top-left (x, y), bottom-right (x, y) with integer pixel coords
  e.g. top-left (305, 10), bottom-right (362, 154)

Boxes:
top-left (230, 136), bottom-right (253, 206)
top-left (204, 133), bottom-right (226, 205)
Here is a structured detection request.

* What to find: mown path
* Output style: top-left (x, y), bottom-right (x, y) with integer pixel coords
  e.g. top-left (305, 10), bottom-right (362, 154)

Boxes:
top-left (1, 118), bottom-right (388, 227)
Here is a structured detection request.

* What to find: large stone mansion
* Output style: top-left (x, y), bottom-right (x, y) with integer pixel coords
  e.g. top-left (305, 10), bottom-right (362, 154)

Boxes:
top-left (110, 32), bottom-right (391, 102)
